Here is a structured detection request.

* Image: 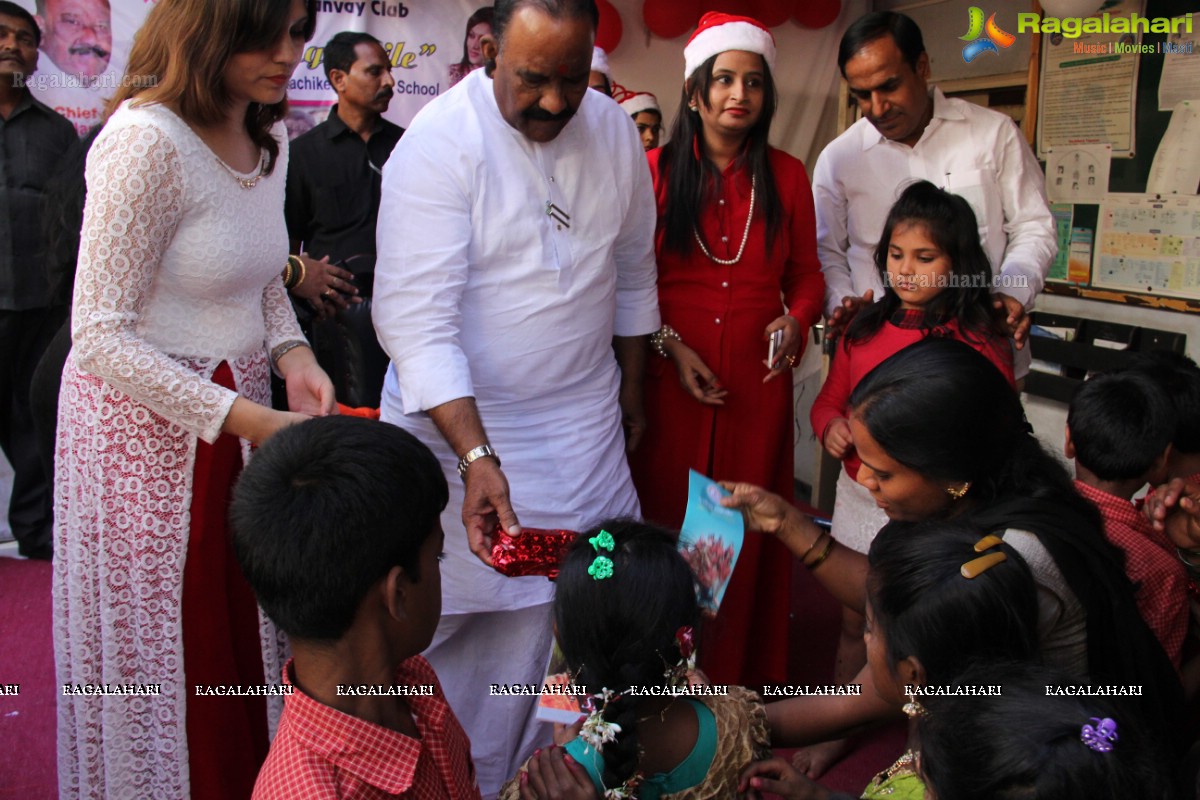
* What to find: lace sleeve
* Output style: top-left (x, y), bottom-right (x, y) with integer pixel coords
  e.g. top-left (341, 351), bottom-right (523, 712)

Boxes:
top-left (261, 270), bottom-right (305, 355)
top-left (71, 122), bottom-right (238, 444)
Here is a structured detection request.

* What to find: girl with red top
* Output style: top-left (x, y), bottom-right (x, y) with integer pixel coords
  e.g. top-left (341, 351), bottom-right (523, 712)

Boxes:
top-left (629, 12), bottom-right (824, 687)
top-left (807, 179), bottom-right (1014, 773)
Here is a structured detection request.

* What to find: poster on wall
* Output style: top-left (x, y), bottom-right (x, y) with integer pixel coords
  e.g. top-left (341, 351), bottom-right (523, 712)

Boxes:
top-left (1092, 193), bottom-right (1200, 301)
top-left (12, 0), bottom-right (490, 137)
top-left (1036, 0), bottom-right (1144, 160)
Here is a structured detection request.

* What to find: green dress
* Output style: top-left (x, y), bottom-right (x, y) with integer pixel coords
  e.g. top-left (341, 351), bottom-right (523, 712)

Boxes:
top-left (861, 750), bottom-right (926, 800)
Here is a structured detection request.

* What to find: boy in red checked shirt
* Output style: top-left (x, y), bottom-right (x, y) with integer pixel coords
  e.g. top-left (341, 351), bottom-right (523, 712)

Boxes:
top-left (230, 416), bottom-right (480, 799)
top-left (1067, 370), bottom-right (1188, 669)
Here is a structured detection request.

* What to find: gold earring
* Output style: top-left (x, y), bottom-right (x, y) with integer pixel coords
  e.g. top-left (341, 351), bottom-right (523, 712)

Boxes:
top-left (902, 699), bottom-right (928, 718)
top-left (945, 482), bottom-right (970, 500)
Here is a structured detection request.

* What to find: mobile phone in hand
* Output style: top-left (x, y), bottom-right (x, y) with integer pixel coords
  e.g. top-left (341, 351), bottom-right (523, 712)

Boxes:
top-left (768, 329), bottom-right (784, 368)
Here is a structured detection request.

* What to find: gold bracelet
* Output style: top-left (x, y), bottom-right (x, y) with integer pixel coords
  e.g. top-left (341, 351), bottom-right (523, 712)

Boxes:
top-left (288, 254), bottom-right (306, 288)
top-left (806, 535), bottom-right (835, 570)
top-left (282, 260), bottom-right (295, 289)
top-left (799, 528), bottom-right (829, 562)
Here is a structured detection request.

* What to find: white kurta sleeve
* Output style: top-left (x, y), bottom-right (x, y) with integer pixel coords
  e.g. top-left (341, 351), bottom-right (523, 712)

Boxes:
top-left (71, 123), bottom-right (238, 444)
top-left (612, 124), bottom-right (660, 338)
top-left (812, 148), bottom-right (855, 317)
top-left (995, 119), bottom-right (1057, 308)
top-left (373, 130), bottom-right (475, 414)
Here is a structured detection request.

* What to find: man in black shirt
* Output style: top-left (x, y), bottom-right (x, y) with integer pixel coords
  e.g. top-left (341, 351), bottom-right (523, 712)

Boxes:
top-left (285, 32), bottom-right (403, 407)
top-left (0, 1), bottom-right (78, 559)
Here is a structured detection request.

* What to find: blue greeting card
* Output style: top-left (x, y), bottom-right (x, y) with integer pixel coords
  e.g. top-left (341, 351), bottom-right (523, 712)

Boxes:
top-left (678, 470), bottom-right (745, 615)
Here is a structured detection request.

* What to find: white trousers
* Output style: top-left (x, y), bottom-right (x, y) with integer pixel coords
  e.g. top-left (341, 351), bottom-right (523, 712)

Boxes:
top-left (424, 602), bottom-right (556, 799)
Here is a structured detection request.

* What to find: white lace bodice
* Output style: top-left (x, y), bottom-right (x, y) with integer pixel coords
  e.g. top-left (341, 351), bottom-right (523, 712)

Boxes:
top-left (71, 101), bottom-right (302, 442)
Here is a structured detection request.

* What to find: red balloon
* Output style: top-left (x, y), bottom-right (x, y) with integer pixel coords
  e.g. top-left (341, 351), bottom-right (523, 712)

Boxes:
top-left (703, 0), bottom-right (752, 14)
top-left (596, 0), bottom-right (623, 52)
top-left (792, 0), bottom-right (841, 28)
top-left (643, 0), bottom-right (700, 39)
top-left (747, 0), bottom-right (791, 28)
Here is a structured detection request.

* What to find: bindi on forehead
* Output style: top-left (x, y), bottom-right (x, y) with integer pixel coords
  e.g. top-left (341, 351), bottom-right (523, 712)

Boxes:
top-left (557, 63), bottom-right (569, 76)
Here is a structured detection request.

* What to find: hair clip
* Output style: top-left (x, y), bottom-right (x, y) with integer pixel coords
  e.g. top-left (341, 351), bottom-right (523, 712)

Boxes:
top-left (960, 552), bottom-right (1006, 579)
top-left (588, 530), bottom-right (615, 581)
top-left (945, 482), bottom-right (971, 500)
top-left (973, 534), bottom-right (1004, 552)
top-left (1080, 717), bottom-right (1118, 752)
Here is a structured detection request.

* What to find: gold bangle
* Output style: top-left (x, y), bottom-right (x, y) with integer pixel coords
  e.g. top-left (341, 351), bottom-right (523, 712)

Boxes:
top-left (287, 254), bottom-right (306, 289)
top-left (806, 535), bottom-right (835, 570)
top-left (799, 528), bottom-right (829, 562)
top-left (282, 260), bottom-right (295, 289)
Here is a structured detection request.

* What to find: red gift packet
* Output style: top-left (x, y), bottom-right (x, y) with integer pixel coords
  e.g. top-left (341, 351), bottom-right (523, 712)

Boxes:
top-left (490, 524), bottom-right (578, 579)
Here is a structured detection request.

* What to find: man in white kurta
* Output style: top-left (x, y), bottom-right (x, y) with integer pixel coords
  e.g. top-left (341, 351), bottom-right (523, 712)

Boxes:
top-left (372, 4), bottom-right (659, 795)
top-left (813, 11), bottom-right (1056, 377)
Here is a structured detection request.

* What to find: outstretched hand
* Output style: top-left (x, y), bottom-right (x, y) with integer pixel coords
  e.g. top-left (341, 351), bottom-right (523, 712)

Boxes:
top-left (462, 457), bottom-right (520, 565)
top-left (718, 481), bottom-right (793, 536)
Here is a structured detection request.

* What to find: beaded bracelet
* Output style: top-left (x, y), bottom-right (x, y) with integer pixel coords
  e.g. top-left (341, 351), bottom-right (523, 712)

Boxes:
top-left (650, 325), bottom-right (682, 358)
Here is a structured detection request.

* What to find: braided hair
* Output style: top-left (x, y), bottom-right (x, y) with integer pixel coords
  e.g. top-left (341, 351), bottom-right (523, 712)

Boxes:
top-left (555, 519), bottom-right (699, 792)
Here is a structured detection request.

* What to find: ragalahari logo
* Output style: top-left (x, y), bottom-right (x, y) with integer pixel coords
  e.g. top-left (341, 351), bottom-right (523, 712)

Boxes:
top-left (960, 7), bottom-right (1016, 63)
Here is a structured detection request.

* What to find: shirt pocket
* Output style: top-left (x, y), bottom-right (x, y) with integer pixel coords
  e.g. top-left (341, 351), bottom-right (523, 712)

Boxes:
top-left (944, 168), bottom-right (1001, 258)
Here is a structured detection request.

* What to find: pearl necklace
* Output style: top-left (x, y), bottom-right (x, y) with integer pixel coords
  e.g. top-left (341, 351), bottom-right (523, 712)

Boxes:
top-left (693, 175), bottom-right (755, 266)
top-left (216, 153), bottom-right (266, 189)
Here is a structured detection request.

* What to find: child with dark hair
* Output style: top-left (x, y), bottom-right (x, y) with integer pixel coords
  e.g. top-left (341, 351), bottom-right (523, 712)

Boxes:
top-left (809, 180), bottom-right (1016, 755)
top-left (1130, 350), bottom-right (1200, 485)
top-left (739, 520), bottom-right (1039, 800)
top-left (230, 416), bottom-right (481, 799)
top-left (917, 661), bottom-right (1177, 800)
top-left (1067, 369), bottom-right (1189, 667)
top-left (501, 520), bottom-right (770, 799)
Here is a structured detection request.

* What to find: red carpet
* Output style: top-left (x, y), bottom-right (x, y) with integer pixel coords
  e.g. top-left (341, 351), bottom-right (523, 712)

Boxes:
top-left (0, 539), bottom-right (900, 799)
top-left (0, 556), bottom-right (56, 799)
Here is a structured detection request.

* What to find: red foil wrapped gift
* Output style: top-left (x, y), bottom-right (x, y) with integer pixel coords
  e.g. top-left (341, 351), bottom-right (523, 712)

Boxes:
top-left (490, 524), bottom-right (578, 580)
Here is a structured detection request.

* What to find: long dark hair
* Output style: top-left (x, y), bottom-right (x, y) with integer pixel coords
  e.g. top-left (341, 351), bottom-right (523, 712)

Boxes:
top-left (108, 0), bottom-right (318, 175)
top-left (844, 180), bottom-right (1006, 348)
top-left (850, 338), bottom-right (1185, 745)
top-left (454, 6), bottom-right (494, 73)
top-left (659, 52), bottom-right (782, 256)
top-left (555, 519), bottom-right (699, 792)
top-left (867, 520), bottom-right (1038, 688)
top-left (919, 662), bottom-right (1178, 800)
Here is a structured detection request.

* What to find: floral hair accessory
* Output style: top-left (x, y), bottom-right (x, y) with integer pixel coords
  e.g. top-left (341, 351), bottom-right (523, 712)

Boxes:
top-left (580, 688), bottom-right (622, 751)
top-left (664, 625), bottom-right (698, 686)
top-left (588, 530), bottom-right (616, 581)
top-left (1080, 717), bottom-right (1118, 752)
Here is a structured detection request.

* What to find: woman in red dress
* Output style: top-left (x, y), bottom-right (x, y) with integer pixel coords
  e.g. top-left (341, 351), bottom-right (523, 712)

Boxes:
top-left (630, 12), bottom-right (824, 686)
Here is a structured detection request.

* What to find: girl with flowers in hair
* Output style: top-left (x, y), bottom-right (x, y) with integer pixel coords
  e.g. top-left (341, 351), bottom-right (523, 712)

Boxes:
top-left (501, 519), bottom-right (769, 799)
top-left (630, 10), bottom-right (824, 690)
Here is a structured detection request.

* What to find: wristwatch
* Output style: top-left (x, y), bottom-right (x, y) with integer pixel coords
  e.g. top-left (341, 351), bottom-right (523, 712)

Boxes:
top-left (457, 444), bottom-right (499, 479)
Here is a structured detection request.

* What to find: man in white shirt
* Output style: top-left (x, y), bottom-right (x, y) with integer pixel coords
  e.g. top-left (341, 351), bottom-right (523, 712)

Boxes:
top-left (813, 11), bottom-right (1056, 374)
top-left (373, 0), bottom-right (659, 794)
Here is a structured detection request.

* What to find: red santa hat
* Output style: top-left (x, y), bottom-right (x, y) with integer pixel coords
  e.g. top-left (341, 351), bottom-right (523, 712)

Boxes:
top-left (619, 92), bottom-right (660, 117)
top-left (683, 12), bottom-right (776, 80)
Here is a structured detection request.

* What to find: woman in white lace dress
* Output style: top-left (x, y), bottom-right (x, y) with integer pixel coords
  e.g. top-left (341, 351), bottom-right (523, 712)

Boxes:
top-left (53, 1), bottom-right (326, 798)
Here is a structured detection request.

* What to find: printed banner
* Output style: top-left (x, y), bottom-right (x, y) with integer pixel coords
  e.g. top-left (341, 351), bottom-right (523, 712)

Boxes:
top-left (12, 0), bottom-right (490, 136)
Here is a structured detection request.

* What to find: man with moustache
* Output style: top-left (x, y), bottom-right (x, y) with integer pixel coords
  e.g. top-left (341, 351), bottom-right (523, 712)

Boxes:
top-left (285, 31), bottom-right (402, 407)
top-left (373, 0), bottom-right (658, 794)
top-left (803, 9), bottom-right (1055, 780)
top-left (35, 0), bottom-right (110, 80)
top-left (0, 1), bottom-right (78, 559)
top-left (814, 11), bottom-right (1054, 376)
